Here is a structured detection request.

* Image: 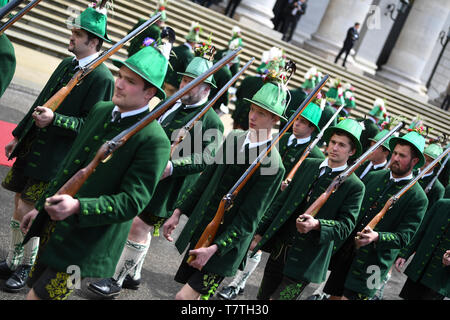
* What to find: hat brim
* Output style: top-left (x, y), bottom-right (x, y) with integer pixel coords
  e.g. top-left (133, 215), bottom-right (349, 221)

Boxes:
top-left (243, 98), bottom-right (287, 121)
top-left (177, 71), bottom-right (217, 88)
top-left (71, 22), bottom-right (113, 43)
top-left (369, 137), bottom-right (391, 152)
top-left (389, 137), bottom-right (425, 169)
top-left (322, 127), bottom-right (362, 159)
top-left (113, 60), bottom-right (166, 100)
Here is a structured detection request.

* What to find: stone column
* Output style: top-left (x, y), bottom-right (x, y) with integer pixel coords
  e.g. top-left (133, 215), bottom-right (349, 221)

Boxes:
top-left (304, 0), bottom-right (373, 59)
top-left (376, 0), bottom-right (450, 95)
top-left (233, 0), bottom-right (281, 38)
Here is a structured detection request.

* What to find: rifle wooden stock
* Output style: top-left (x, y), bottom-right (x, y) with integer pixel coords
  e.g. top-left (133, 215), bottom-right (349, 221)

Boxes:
top-left (49, 48), bottom-right (242, 200)
top-left (170, 58), bottom-right (255, 158)
top-left (186, 74), bottom-right (330, 264)
top-left (283, 104), bottom-right (345, 188)
top-left (0, 0), bottom-right (41, 35)
top-left (297, 121), bottom-right (405, 222)
top-left (355, 146), bottom-right (450, 239)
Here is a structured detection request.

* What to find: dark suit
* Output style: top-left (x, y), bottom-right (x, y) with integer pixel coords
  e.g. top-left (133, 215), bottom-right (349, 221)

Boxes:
top-left (281, 1), bottom-right (307, 42)
top-left (334, 26), bottom-right (359, 67)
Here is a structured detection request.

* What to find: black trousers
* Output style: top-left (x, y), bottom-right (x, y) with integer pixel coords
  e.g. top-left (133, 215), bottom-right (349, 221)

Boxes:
top-left (225, 0), bottom-right (241, 18)
top-left (335, 45), bottom-right (352, 66)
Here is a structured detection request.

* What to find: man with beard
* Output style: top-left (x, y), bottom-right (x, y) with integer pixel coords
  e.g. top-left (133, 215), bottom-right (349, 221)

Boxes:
top-left (323, 130), bottom-right (428, 300)
top-left (0, 5), bottom-right (114, 292)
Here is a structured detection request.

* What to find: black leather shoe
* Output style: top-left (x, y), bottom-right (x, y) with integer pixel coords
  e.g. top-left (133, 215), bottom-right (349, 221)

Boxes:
top-left (88, 278), bottom-right (121, 298)
top-left (217, 286), bottom-right (239, 300)
top-left (3, 265), bottom-right (32, 293)
top-left (0, 260), bottom-right (13, 280)
top-left (122, 274), bottom-right (140, 290)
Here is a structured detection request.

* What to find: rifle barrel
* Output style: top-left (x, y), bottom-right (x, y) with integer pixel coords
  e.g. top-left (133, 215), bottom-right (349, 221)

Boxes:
top-left (0, 0), bottom-right (24, 20)
top-left (0, 0), bottom-right (41, 34)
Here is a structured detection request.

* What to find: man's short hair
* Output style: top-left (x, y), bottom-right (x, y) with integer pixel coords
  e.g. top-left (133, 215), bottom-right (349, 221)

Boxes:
top-left (332, 130), bottom-right (356, 153)
top-left (86, 32), bottom-right (104, 52)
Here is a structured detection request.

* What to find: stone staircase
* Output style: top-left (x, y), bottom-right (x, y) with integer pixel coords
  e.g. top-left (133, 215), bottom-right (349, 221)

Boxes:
top-left (3, 0), bottom-right (449, 142)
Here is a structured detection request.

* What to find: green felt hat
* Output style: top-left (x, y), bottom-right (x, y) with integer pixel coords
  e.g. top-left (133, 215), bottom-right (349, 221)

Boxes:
top-left (301, 67), bottom-right (322, 90)
top-left (244, 82), bottom-right (288, 121)
top-left (72, 6), bottom-right (111, 43)
top-left (326, 87), bottom-right (345, 106)
top-left (389, 131), bottom-right (426, 169)
top-left (0, 0), bottom-right (8, 8)
top-left (185, 22), bottom-right (202, 43)
top-left (323, 118), bottom-right (363, 159)
top-left (178, 57), bottom-right (216, 88)
top-left (344, 89), bottom-right (356, 109)
top-left (286, 102), bottom-right (322, 132)
top-left (113, 46), bottom-right (168, 100)
top-left (424, 143), bottom-right (443, 161)
top-left (153, 0), bottom-right (168, 22)
top-left (369, 129), bottom-right (392, 152)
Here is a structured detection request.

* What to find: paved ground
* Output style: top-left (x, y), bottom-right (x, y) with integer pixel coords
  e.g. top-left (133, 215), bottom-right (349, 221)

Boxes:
top-left (0, 42), bottom-right (416, 302)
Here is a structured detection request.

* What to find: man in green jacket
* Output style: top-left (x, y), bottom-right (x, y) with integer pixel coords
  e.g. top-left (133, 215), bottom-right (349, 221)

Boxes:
top-left (395, 198), bottom-right (450, 299)
top-left (163, 81), bottom-right (287, 300)
top-left (88, 56), bottom-right (224, 298)
top-left (19, 45), bottom-right (171, 300)
top-left (251, 118), bottom-right (365, 300)
top-left (359, 99), bottom-right (386, 153)
top-left (323, 130), bottom-right (428, 300)
top-left (217, 101), bottom-right (325, 300)
top-left (0, 6), bottom-right (115, 292)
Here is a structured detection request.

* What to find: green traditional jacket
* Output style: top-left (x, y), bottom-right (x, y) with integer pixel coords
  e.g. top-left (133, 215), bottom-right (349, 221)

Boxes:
top-left (231, 75), bottom-right (264, 130)
top-left (0, 34), bottom-right (16, 98)
top-left (253, 158), bottom-right (365, 283)
top-left (399, 199), bottom-right (450, 297)
top-left (24, 101), bottom-right (171, 278)
top-left (446, 184), bottom-right (450, 198)
top-left (126, 18), bottom-right (161, 57)
top-left (143, 101), bottom-right (224, 219)
top-left (209, 63), bottom-right (232, 111)
top-left (344, 170), bottom-right (428, 297)
top-left (164, 44), bottom-right (194, 88)
top-left (11, 57), bottom-right (114, 182)
top-left (175, 130), bottom-right (285, 277)
top-left (418, 172), bottom-right (445, 211)
top-left (359, 118), bottom-right (380, 153)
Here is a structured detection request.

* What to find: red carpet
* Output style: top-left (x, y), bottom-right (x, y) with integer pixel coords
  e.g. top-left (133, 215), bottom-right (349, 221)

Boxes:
top-left (0, 120), bottom-right (17, 167)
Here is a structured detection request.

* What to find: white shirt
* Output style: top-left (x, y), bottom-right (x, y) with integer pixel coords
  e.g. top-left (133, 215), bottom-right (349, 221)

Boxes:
top-left (111, 105), bottom-right (149, 121)
top-left (158, 96), bottom-right (208, 124)
top-left (417, 168), bottom-right (434, 179)
top-left (287, 134), bottom-right (311, 147)
top-left (74, 52), bottom-right (100, 68)
top-left (359, 159), bottom-right (388, 179)
top-left (240, 131), bottom-right (272, 152)
top-left (389, 171), bottom-right (414, 183)
top-left (318, 158), bottom-right (348, 177)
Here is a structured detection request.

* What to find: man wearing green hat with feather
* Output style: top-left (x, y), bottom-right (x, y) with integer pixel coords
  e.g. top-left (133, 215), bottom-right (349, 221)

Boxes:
top-left (359, 98), bottom-right (387, 153)
top-left (20, 44), bottom-right (172, 300)
top-left (0, 1), bottom-right (115, 293)
top-left (250, 118), bottom-right (365, 300)
top-left (0, 0), bottom-right (16, 98)
top-left (323, 127), bottom-right (428, 300)
top-left (163, 79), bottom-right (288, 300)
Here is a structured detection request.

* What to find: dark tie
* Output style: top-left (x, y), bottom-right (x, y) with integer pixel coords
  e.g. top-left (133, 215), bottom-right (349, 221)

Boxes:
top-left (320, 166), bottom-right (333, 177)
top-left (72, 59), bottom-right (79, 71)
top-left (306, 166), bottom-right (333, 202)
top-left (111, 111), bottom-right (121, 123)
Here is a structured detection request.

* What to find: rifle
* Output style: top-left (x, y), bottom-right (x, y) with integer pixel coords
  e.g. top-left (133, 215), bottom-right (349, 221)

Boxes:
top-left (8, 13), bottom-right (163, 160)
top-left (281, 104), bottom-right (345, 189)
top-left (170, 58), bottom-right (255, 158)
top-left (296, 121), bottom-right (404, 223)
top-left (0, 0), bottom-right (42, 35)
top-left (186, 73), bottom-right (330, 264)
top-left (51, 48), bottom-right (242, 198)
top-left (424, 152), bottom-right (449, 194)
top-left (355, 146), bottom-right (450, 239)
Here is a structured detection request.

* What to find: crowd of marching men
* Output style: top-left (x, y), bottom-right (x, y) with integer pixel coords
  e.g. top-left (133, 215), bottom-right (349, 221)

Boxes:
top-left (0, 0), bottom-right (448, 301)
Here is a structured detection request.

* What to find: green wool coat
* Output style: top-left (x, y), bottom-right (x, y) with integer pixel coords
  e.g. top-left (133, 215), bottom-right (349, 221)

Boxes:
top-left (24, 101), bottom-right (171, 278)
top-left (344, 170), bottom-right (428, 297)
top-left (399, 199), bottom-right (450, 297)
top-left (359, 118), bottom-right (380, 153)
top-left (231, 75), bottom-right (264, 130)
top-left (11, 57), bottom-right (114, 182)
top-left (175, 130), bottom-right (285, 277)
top-left (446, 184), bottom-right (450, 198)
top-left (0, 34), bottom-right (16, 98)
top-left (164, 44), bottom-right (194, 88)
top-left (143, 102), bottom-right (224, 219)
top-left (126, 18), bottom-right (161, 57)
top-left (418, 172), bottom-right (445, 211)
top-left (254, 158), bottom-right (365, 283)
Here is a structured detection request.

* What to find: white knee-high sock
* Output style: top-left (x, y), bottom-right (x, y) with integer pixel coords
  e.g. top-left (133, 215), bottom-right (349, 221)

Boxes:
top-left (22, 237), bottom-right (39, 266)
top-left (5, 219), bottom-right (24, 270)
top-left (129, 233), bottom-right (151, 281)
top-left (229, 251), bottom-right (262, 290)
top-left (113, 236), bottom-right (151, 286)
